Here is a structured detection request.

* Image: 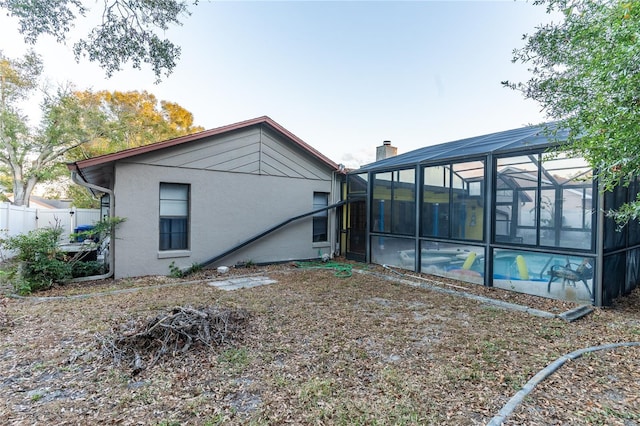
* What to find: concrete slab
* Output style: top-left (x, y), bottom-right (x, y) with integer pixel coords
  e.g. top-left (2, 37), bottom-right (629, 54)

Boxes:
top-left (208, 276), bottom-right (277, 291)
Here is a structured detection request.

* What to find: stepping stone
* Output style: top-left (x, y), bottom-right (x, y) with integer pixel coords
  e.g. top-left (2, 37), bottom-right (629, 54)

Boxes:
top-left (208, 276), bottom-right (277, 291)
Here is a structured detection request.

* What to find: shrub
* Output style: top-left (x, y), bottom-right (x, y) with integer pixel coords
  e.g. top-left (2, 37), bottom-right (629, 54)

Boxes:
top-left (69, 216), bottom-right (126, 244)
top-left (168, 261), bottom-right (202, 278)
top-left (71, 260), bottom-right (105, 278)
top-left (1, 225), bottom-right (71, 294)
top-left (1, 217), bottom-right (126, 294)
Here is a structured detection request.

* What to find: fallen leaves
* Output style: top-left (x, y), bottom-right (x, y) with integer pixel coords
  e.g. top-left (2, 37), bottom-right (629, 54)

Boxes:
top-left (0, 263), bottom-right (639, 425)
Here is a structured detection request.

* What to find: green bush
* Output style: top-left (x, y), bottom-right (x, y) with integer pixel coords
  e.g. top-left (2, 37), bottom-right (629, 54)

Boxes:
top-left (4, 226), bottom-right (62, 264)
top-left (1, 217), bottom-right (125, 294)
top-left (1, 226), bottom-right (71, 294)
top-left (71, 260), bottom-right (105, 278)
top-left (168, 261), bottom-right (202, 278)
top-left (69, 216), bottom-right (126, 243)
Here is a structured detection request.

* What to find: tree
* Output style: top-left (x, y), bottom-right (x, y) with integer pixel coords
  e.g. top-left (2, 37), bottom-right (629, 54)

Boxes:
top-left (0, 51), bottom-right (204, 207)
top-left (0, 50), bottom-right (105, 206)
top-left (65, 89), bottom-right (204, 207)
top-left (0, 0), bottom-right (198, 82)
top-left (504, 0), bottom-right (640, 225)
top-left (68, 90), bottom-right (204, 160)
top-left (59, 90), bottom-right (204, 207)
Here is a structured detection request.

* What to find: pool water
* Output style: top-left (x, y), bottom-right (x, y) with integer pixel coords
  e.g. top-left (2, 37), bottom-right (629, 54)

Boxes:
top-left (493, 251), bottom-right (588, 282)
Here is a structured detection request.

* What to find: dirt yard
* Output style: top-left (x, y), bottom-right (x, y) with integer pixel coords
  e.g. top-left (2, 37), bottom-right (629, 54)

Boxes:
top-left (1, 261), bottom-right (639, 425)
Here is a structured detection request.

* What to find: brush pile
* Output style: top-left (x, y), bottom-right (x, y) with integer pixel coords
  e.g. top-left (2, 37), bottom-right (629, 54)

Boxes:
top-left (97, 305), bottom-right (249, 374)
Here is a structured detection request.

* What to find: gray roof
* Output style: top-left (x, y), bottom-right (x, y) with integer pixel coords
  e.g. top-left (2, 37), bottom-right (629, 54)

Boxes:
top-left (30, 196), bottom-right (73, 209)
top-left (357, 123), bottom-right (566, 172)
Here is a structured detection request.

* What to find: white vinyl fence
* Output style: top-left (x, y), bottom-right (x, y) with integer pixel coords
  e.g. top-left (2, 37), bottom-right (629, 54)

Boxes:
top-left (0, 202), bottom-right (101, 258)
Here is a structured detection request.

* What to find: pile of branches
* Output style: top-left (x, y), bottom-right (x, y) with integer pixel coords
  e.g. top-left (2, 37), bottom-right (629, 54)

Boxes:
top-left (97, 305), bottom-right (249, 374)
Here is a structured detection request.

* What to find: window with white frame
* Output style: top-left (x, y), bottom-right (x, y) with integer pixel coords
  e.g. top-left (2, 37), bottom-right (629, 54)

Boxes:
top-left (159, 183), bottom-right (189, 250)
top-left (313, 192), bottom-right (329, 242)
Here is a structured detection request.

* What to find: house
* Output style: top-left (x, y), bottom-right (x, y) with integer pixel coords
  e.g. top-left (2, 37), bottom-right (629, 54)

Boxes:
top-left (4, 195), bottom-right (72, 209)
top-left (345, 124), bottom-right (640, 306)
top-left (67, 116), bottom-right (343, 279)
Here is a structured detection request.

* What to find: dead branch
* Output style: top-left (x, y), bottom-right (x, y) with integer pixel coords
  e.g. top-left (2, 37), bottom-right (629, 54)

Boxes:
top-left (96, 305), bottom-right (249, 374)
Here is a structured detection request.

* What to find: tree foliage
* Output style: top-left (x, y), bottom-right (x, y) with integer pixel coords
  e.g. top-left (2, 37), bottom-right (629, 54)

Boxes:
top-left (67, 89), bottom-right (204, 161)
top-left (0, 51), bottom-right (203, 207)
top-left (0, 50), bottom-right (105, 206)
top-left (0, 0), bottom-right (198, 82)
top-left (504, 0), bottom-right (640, 225)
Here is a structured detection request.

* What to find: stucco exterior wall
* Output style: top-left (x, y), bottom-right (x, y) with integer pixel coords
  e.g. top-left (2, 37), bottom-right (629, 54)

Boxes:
top-left (110, 127), bottom-right (337, 278)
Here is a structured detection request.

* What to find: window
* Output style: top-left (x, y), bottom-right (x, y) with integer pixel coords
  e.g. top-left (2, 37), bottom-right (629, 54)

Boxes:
top-left (540, 154), bottom-right (593, 250)
top-left (494, 153), bottom-right (594, 250)
top-left (421, 161), bottom-right (484, 241)
top-left (372, 169), bottom-right (416, 236)
top-left (422, 166), bottom-right (450, 238)
top-left (494, 156), bottom-right (538, 245)
top-left (313, 192), bottom-right (329, 242)
top-left (159, 183), bottom-right (189, 250)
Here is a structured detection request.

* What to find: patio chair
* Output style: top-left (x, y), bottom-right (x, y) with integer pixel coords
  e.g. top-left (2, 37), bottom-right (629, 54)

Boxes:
top-left (547, 259), bottom-right (593, 301)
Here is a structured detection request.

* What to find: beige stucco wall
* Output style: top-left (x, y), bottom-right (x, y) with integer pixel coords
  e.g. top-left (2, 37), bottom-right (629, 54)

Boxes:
top-left (110, 128), bottom-right (338, 278)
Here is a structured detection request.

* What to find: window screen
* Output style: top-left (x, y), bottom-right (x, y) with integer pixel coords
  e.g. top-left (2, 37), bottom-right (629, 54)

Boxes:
top-left (159, 183), bottom-right (189, 250)
top-left (313, 192), bottom-right (329, 242)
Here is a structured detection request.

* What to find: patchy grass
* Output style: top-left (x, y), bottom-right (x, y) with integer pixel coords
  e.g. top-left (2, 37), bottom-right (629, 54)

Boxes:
top-left (0, 263), bottom-right (639, 425)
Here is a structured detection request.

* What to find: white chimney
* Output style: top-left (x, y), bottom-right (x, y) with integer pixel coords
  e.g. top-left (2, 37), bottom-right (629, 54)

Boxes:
top-left (376, 140), bottom-right (397, 161)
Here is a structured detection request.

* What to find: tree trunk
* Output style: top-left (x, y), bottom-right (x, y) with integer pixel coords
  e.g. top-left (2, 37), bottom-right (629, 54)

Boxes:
top-left (12, 174), bottom-right (38, 207)
top-left (11, 166), bottom-right (26, 207)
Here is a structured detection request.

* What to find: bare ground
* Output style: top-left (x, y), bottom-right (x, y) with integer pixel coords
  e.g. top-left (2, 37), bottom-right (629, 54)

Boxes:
top-left (0, 261), bottom-right (639, 425)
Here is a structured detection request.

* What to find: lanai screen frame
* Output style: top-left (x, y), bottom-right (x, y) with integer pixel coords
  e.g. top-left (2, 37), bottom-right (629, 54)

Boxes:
top-left (601, 177), bottom-right (640, 305)
top-left (346, 124), bottom-right (623, 306)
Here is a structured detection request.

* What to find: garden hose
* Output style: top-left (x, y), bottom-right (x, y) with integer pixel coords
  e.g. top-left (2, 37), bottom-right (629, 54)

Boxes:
top-left (294, 260), bottom-right (353, 278)
top-left (488, 341), bottom-right (640, 425)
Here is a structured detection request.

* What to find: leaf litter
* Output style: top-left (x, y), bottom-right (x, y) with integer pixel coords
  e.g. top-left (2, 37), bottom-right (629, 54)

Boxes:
top-left (0, 261), bottom-right (639, 425)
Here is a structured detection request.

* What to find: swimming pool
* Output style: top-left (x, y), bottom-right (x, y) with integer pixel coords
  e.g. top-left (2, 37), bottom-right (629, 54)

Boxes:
top-left (493, 250), bottom-right (588, 281)
top-left (492, 250), bottom-right (594, 303)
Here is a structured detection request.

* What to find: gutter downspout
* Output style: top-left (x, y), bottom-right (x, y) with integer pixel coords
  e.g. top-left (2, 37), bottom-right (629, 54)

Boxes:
top-left (69, 169), bottom-right (115, 281)
top-left (332, 165), bottom-right (347, 257)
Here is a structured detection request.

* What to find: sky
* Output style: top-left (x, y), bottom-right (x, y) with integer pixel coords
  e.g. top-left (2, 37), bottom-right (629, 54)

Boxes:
top-left (0, 0), bottom-right (561, 169)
